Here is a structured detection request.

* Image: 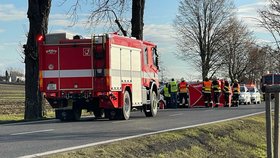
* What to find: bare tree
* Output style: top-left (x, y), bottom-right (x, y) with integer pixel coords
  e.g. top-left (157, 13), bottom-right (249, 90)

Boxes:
top-left (23, 0), bottom-right (51, 120)
top-left (246, 46), bottom-right (267, 84)
top-left (258, 0), bottom-right (280, 50)
top-left (173, 0), bottom-right (234, 80)
top-left (219, 17), bottom-right (254, 82)
top-left (262, 45), bottom-right (280, 73)
top-left (65, 0), bottom-right (145, 40)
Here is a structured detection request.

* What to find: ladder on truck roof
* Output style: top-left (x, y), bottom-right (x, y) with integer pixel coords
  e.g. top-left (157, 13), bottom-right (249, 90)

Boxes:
top-left (91, 34), bottom-right (106, 59)
top-left (91, 34), bottom-right (107, 79)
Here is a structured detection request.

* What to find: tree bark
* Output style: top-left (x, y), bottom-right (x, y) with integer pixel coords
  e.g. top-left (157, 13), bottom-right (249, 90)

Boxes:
top-left (131, 0), bottom-right (145, 40)
top-left (24, 0), bottom-right (51, 120)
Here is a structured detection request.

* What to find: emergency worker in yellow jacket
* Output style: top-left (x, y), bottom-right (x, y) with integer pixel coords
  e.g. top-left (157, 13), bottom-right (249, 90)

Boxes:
top-left (163, 83), bottom-right (171, 108)
top-left (169, 78), bottom-right (178, 108)
top-left (202, 77), bottom-right (212, 108)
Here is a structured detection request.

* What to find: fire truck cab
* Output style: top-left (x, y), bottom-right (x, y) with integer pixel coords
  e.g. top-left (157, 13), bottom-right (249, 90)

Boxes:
top-left (38, 33), bottom-right (159, 121)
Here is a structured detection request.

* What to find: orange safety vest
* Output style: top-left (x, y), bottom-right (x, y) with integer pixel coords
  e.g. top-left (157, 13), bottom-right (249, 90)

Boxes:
top-left (179, 81), bottom-right (188, 93)
top-left (203, 80), bottom-right (212, 93)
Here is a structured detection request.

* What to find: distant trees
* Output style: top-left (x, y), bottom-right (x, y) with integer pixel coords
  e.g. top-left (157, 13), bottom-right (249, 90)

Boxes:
top-left (173, 0), bottom-right (234, 80)
top-left (23, 0), bottom-right (51, 120)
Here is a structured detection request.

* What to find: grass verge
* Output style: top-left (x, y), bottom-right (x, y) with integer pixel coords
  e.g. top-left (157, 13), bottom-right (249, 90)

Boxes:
top-left (43, 114), bottom-right (266, 158)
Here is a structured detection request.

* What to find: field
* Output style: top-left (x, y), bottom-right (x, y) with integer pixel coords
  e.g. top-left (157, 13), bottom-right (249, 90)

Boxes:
top-left (0, 83), bottom-right (54, 121)
top-left (0, 83), bottom-right (25, 115)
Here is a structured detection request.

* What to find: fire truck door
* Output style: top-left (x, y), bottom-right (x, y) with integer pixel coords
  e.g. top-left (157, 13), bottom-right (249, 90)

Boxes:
top-left (58, 46), bottom-right (93, 90)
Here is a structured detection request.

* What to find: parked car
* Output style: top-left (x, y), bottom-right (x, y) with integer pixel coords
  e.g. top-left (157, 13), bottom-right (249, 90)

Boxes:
top-left (247, 85), bottom-right (261, 104)
top-left (239, 85), bottom-right (251, 105)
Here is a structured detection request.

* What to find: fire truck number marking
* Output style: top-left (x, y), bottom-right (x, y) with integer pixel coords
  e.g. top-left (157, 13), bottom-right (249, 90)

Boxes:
top-left (83, 48), bottom-right (90, 56)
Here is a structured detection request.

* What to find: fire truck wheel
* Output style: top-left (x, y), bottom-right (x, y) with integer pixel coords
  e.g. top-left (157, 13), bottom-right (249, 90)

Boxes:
top-left (120, 91), bottom-right (131, 120)
top-left (144, 91), bottom-right (158, 117)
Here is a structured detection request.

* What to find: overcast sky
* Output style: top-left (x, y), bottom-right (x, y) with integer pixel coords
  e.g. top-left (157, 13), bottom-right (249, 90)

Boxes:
top-left (0, 0), bottom-right (272, 80)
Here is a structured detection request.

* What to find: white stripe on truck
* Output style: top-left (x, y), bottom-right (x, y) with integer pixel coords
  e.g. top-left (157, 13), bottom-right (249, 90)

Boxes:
top-left (42, 69), bottom-right (93, 78)
top-left (42, 69), bottom-right (158, 79)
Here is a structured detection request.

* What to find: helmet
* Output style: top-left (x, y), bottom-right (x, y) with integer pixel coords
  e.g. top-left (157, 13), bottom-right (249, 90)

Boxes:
top-left (181, 78), bottom-right (184, 81)
top-left (212, 76), bottom-right (217, 80)
top-left (234, 79), bottom-right (238, 82)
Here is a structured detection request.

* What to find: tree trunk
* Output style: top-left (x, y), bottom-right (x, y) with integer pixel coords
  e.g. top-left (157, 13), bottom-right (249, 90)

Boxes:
top-left (24, 0), bottom-right (51, 120)
top-left (131, 0), bottom-right (145, 40)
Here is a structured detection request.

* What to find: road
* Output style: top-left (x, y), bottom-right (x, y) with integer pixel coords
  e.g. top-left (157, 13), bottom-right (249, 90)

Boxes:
top-left (0, 103), bottom-right (265, 158)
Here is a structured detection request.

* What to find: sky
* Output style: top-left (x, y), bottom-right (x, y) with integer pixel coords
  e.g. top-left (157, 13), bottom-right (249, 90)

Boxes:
top-left (0, 0), bottom-right (272, 81)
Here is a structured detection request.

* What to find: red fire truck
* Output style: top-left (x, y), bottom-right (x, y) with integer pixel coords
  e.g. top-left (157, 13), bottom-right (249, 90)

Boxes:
top-left (38, 33), bottom-right (159, 121)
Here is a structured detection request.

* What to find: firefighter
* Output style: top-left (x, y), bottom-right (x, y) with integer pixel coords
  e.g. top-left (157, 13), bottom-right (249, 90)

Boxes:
top-left (232, 79), bottom-right (240, 107)
top-left (178, 78), bottom-right (188, 107)
top-left (212, 76), bottom-right (221, 107)
top-left (202, 77), bottom-right (212, 108)
top-left (163, 82), bottom-right (171, 108)
top-left (169, 78), bottom-right (178, 108)
top-left (223, 79), bottom-right (231, 107)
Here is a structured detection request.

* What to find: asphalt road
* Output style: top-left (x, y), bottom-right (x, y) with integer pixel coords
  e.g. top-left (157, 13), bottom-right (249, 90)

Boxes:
top-left (0, 103), bottom-right (265, 158)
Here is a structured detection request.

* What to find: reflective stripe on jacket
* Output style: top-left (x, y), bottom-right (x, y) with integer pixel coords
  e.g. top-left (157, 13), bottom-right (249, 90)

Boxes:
top-left (223, 85), bottom-right (231, 93)
top-left (232, 83), bottom-right (240, 94)
top-left (212, 80), bottom-right (221, 92)
top-left (202, 81), bottom-right (212, 93)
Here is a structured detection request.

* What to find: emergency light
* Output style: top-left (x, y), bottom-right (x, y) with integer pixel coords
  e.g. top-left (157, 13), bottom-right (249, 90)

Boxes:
top-left (37, 34), bottom-right (44, 41)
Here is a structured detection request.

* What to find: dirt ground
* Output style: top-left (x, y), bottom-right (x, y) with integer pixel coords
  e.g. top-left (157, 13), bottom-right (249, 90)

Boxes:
top-left (0, 83), bottom-right (25, 115)
top-left (0, 83), bottom-right (52, 115)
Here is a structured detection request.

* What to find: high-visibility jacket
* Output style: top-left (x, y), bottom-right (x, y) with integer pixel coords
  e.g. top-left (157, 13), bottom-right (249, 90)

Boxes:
top-left (223, 82), bottom-right (231, 94)
top-left (163, 85), bottom-right (171, 97)
top-left (169, 81), bottom-right (178, 93)
top-left (202, 80), bottom-right (212, 93)
top-left (212, 80), bottom-right (221, 92)
top-left (232, 83), bottom-right (240, 94)
top-left (179, 81), bottom-right (188, 93)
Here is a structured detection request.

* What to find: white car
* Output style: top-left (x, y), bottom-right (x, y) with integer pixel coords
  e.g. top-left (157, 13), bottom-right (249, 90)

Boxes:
top-left (239, 85), bottom-right (251, 105)
top-left (247, 86), bottom-right (261, 104)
